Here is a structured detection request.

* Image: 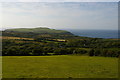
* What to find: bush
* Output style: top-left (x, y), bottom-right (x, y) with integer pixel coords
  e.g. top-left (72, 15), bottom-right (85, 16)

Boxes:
top-left (89, 49), bottom-right (94, 56)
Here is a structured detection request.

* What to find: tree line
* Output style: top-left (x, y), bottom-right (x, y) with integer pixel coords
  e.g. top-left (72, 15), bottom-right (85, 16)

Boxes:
top-left (2, 38), bottom-right (120, 57)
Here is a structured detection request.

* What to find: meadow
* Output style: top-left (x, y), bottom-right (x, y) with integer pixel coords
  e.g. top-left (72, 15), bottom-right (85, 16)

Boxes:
top-left (0, 57), bottom-right (2, 78)
top-left (2, 55), bottom-right (118, 78)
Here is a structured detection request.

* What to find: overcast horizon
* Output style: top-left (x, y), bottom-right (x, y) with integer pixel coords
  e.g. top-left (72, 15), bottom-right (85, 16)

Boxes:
top-left (0, 2), bottom-right (118, 30)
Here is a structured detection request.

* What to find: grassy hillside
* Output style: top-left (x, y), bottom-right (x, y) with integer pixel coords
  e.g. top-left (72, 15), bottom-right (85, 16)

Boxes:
top-left (2, 27), bottom-right (85, 39)
top-left (3, 27), bottom-right (90, 39)
top-left (2, 55), bottom-right (118, 78)
top-left (5, 27), bottom-right (73, 35)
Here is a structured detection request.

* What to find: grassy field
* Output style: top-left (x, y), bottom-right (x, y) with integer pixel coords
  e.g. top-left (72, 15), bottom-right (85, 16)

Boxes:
top-left (1, 36), bottom-right (34, 40)
top-left (2, 55), bottom-right (118, 78)
top-left (0, 57), bottom-right (2, 78)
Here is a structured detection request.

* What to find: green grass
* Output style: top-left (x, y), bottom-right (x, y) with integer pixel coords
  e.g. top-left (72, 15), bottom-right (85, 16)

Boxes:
top-left (0, 56), bottom-right (2, 78)
top-left (5, 27), bottom-right (71, 34)
top-left (2, 55), bottom-right (118, 78)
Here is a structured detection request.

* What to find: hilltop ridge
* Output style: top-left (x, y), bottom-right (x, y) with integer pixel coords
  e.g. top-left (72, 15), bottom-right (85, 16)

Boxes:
top-left (4, 27), bottom-right (73, 35)
top-left (2, 27), bottom-right (82, 39)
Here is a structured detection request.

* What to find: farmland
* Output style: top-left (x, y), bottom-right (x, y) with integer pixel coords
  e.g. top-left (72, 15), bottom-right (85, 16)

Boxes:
top-left (2, 55), bottom-right (118, 78)
top-left (0, 36), bottom-right (34, 40)
top-left (1, 27), bottom-right (119, 78)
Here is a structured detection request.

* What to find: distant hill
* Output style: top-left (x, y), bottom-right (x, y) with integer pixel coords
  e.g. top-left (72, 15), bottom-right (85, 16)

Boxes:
top-left (4, 27), bottom-right (73, 35)
top-left (3, 27), bottom-right (82, 39)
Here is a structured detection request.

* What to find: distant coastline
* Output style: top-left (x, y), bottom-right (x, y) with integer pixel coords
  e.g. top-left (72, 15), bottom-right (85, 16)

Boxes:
top-left (1, 28), bottom-right (119, 39)
top-left (66, 29), bottom-right (118, 39)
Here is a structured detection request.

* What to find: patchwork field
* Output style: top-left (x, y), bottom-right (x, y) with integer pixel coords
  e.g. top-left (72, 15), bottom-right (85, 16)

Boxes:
top-left (1, 36), bottom-right (34, 40)
top-left (2, 55), bottom-right (118, 78)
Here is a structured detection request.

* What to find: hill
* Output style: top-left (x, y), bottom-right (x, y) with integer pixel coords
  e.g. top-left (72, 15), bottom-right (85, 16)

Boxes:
top-left (4, 27), bottom-right (73, 35)
top-left (2, 27), bottom-right (88, 39)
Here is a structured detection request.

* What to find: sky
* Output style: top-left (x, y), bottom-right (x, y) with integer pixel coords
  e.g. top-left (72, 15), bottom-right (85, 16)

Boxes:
top-left (0, 0), bottom-right (120, 2)
top-left (0, 1), bottom-right (118, 30)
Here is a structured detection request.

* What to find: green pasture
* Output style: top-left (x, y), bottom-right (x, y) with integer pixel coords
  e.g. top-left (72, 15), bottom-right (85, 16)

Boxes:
top-left (2, 55), bottom-right (118, 78)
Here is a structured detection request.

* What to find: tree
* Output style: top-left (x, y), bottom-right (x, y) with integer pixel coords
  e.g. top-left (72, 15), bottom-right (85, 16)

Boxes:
top-left (75, 49), bottom-right (87, 54)
top-left (94, 49), bottom-right (101, 56)
top-left (6, 46), bottom-right (20, 56)
top-left (89, 49), bottom-right (94, 56)
top-left (32, 46), bottom-right (44, 56)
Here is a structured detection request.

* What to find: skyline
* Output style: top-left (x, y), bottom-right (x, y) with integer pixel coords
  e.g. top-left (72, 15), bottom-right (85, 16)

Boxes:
top-left (0, 2), bottom-right (118, 30)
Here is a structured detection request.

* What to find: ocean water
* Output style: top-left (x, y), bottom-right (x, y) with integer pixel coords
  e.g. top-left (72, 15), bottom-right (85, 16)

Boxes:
top-left (67, 29), bottom-right (119, 39)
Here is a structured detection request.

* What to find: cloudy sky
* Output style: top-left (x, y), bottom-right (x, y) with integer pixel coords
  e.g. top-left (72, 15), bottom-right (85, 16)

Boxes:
top-left (0, 0), bottom-right (119, 2)
top-left (0, 1), bottom-right (118, 30)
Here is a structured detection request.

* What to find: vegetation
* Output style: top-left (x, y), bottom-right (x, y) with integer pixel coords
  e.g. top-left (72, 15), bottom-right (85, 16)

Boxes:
top-left (2, 56), bottom-right (118, 78)
top-left (2, 36), bottom-right (120, 57)
top-left (1, 27), bottom-right (119, 78)
top-left (5, 27), bottom-right (72, 34)
top-left (2, 27), bottom-right (75, 39)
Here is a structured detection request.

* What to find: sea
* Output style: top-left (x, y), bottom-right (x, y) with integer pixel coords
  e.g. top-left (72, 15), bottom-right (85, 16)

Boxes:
top-left (66, 29), bottom-right (119, 39)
